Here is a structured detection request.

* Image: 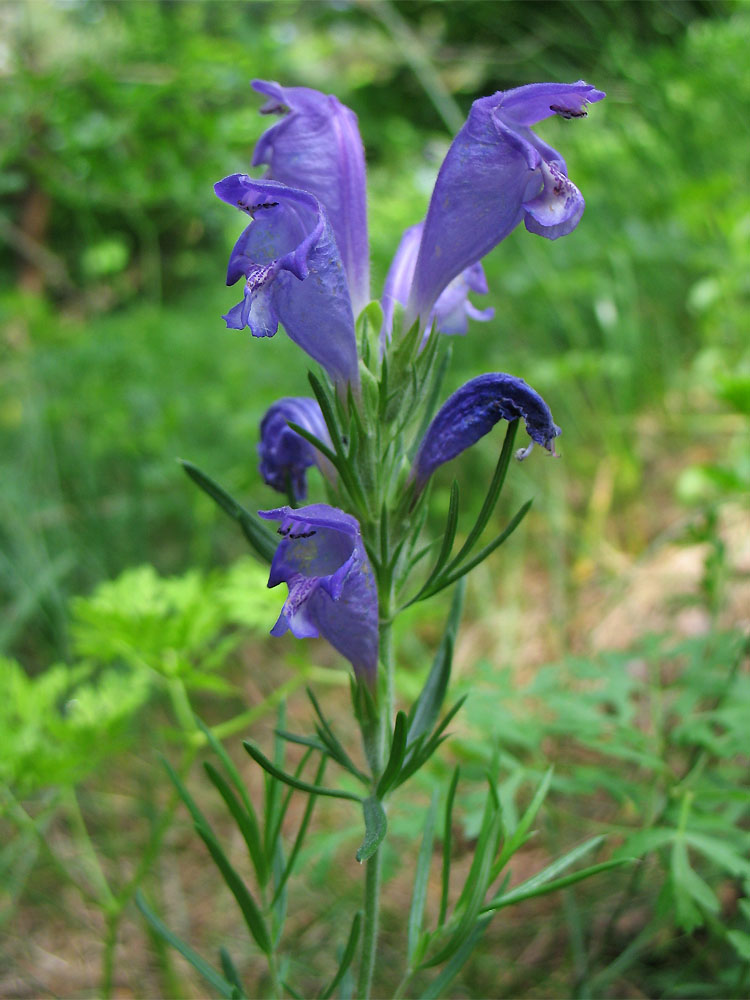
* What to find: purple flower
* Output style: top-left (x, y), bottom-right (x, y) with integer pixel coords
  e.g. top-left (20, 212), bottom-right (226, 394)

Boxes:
top-left (214, 174), bottom-right (359, 390)
top-left (251, 80), bottom-right (370, 315)
top-left (406, 81), bottom-right (605, 327)
top-left (381, 222), bottom-right (494, 342)
top-left (258, 398), bottom-right (334, 501)
top-left (413, 373), bottom-right (561, 492)
top-left (259, 504), bottom-right (379, 683)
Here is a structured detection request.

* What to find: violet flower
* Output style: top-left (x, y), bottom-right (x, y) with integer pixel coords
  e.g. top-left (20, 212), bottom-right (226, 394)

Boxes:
top-left (251, 80), bottom-right (370, 315)
top-left (406, 81), bottom-right (605, 327)
top-left (381, 222), bottom-right (494, 342)
top-left (413, 373), bottom-right (561, 492)
top-left (214, 174), bottom-right (359, 390)
top-left (259, 504), bottom-right (379, 683)
top-left (258, 397), bottom-right (334, 501)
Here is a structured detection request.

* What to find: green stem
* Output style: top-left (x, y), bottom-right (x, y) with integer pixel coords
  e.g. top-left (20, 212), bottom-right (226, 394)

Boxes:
top-left (357, 613), bottom-right (395, 999)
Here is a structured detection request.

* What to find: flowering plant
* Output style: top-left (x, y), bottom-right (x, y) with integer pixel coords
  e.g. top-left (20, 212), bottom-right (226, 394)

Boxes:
top-left (143, 76), bottom-right (617, 999)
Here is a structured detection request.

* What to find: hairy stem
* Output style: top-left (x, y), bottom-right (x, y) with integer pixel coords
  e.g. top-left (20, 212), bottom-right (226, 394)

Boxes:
top-left (358, 614), bottom-right (395, 999)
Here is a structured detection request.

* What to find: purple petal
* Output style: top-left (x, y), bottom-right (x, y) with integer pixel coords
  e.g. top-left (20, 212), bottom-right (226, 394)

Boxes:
top-left (382, 221), bottom-right (493, 341)
top-left (413, 373), bottom-right (561, 491)
top-left (215, 174), bottom-right (359, 389)
top-left (252, 80), bottom-right (370, 315)
top-left (406, 81), bottom-right (604, 326)
top-left (258, 397), bottom-right (334, 501)
top-left (259, 504), bottom-right (379, 683)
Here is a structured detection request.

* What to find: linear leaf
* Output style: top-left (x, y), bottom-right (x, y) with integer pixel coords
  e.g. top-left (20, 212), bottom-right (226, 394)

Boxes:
top-left (195, 823), bottom-right (272, 954)
top-left (439, 766), bottom-right (460, 926)
top-left (419, 916), bottom-right (491, 1000)
top-left (422, 812), bottom-right (502, 968)
top-left (203, 762), bottom-right (268, 888)
top-left (135, 891), bottom-right (234, 999)
top-left (307, 687), bottom-right (369, 784)
top-left (408, 793), bottom-right (438, 964)
top-left (219, 947), bottom-right (246, 998)
top-left (243, 741), bottom-right (362, 802)
top-left (318, 910), bottom-right (362, 1000)
top-left (490, 767), bottom-right (553, 881)
top-left (484, 859), bottom-right (635, 913)
top-left (179, 460), bottom-right (276, 563)
top-left (443, 419), bottom-right (518, 575)
top-left (356, 796), bottom-right (388, 863)
top-left (406, 580), bottom-right (465, 747)
top-left (418, 500), bottom-right (533, 602)
top-left (411, 481), bottom-right (460, 600)
top-left (485, 835), bottom-right (605, 909)
top-left (272, 757), bottom-right (327, 906)
top-left (376, 711), bottom-right (408, 798)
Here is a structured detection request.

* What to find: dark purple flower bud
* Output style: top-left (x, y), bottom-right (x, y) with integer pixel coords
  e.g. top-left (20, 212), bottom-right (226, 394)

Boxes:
top-left (406, 81), bottom-right (605, 326)
top-left (215, 174), bottom-right (359, 390)
top-left (258, 397), bottom-right (334, 501)
top-left (413, 373), bottom-right (561, 491)
top-left (259, 504), bottom-right (379, 684)
top-left (252, 80), bottom-right (370, 315)
top-left (382, 222), bottom-right (493, 342)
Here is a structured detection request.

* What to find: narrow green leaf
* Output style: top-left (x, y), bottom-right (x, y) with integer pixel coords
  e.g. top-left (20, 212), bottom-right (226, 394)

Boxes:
top-left (275, 729), bottom-right (330, 756)
top-left (397, 697), bottom-right (467, 787)
top-left (490, 767), bottom-right (553, 881)
top-left (406, 579), bottom-right (466, 746)
top-left (219, 947), bottom-right (246, 998)
top-left (419, 916), bottom-right (491, 1000)
top-left (307, 687), bottom-right (369, 784)
top-left (267, 748), bottom-right (314, 856)
top-left (443, 419), bottom-right (518, 575)
top-left (439, 766), bottom-right (460, 926)
top-left (286, 422), bottom-right (342, 473)
top-left (408, 343), bottom-right (453, 461)
top-left (356, 796), bottom-right (388, 863)
top-left (195, 823), bottom-right (272, 954)
top-left (408, 793), bottom-right (438, 963)
top-left (135, 891), bottom-right (234, 999)
top-left (414, 481), bottom-right (460, 598)
top-left (455, 779), bottom-right (503, 914)
top-left (376, 711), bottom-right (408, 798)
top-left (485, 835), bottom-right (605, 909)
top-left (418, 499), bottom-right (533, 602)
top-left (179, 460), bottom-right (276, 563)
top-left (160, 755), bottom-right (209, 830)
top-left (243, 741), bottom-right (362, 802)
top-left (483, 859), bottom-right (635, 913)
top-left (272, 757), bottom-right (327, 906)
top-left (203, 762), bottom-right (268, 888)
top-left (318, 910), bottom-right (363, 999)
top-left (422, 812), bottom-right (502, 968)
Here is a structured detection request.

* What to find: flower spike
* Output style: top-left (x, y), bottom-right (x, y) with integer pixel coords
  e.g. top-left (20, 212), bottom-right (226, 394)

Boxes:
top-left (413, 373), bottom-right (561, 492)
